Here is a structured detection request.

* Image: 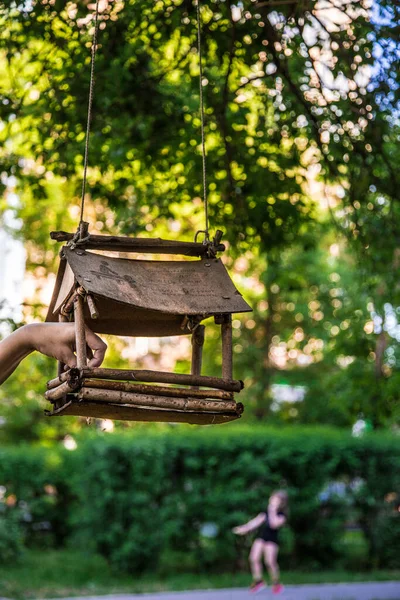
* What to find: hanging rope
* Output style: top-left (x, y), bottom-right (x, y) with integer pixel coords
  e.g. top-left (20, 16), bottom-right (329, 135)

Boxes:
top-left (77, 0), bottom-right (209, 244)
top-left (196, 0), bottom-right (209, 241)
top-left (79, 0), bottom-right (100, 226)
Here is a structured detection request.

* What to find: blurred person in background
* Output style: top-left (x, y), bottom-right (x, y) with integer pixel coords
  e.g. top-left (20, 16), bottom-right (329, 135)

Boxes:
top-left (233, 489), bottom-right (288, 595)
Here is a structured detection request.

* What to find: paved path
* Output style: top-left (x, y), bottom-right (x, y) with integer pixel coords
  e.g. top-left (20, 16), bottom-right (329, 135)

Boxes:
top-left (50, 582), bottom-right (400, 600)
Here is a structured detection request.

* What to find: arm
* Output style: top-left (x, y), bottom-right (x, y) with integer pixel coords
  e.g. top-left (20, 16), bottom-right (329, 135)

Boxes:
top-left (0, 323), bottom-right (107, 385)
top-left (232, 512), bottom-right (267, 535)
top-left (268, 510), bottom-right (286, 529)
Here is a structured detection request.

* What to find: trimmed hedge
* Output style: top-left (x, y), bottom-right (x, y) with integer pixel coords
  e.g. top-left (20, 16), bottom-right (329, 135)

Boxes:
top-left (0, 427), bottom-right (399, 572)
top-left (0, 507), bottom-right (25, 563)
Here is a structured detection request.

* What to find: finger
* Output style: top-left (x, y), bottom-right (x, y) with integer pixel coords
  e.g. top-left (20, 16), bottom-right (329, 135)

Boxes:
top-left (88, 350), bottom-right (106, 368)
top-left (85, 328), bottom-right (107, 367)
top-left (60, 349), bottom-right (77, 369)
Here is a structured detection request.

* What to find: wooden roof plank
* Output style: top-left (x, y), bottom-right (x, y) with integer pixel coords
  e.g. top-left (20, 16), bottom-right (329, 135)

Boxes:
top-left (62, 247), bottom-right (251, 316)
top-left (45, 400), bottom-right (241, 424)
top-left (50, 231), bottom-right (225, 257)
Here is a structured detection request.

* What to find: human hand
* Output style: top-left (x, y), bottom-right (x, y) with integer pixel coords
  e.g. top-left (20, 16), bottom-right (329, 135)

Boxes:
top-left (232, 526), bottom-right (246, 536)
top-left (25, 322), bottom-right (107, 368)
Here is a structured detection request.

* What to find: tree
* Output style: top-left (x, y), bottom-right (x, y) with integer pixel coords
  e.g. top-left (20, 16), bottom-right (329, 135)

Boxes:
top-left (0, 0), bottom-right (399, 438)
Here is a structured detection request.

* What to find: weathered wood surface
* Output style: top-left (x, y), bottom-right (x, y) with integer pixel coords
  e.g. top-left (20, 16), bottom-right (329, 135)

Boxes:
top-left (191, 325), bottom-right (205, 381)
top-left (46, 401), bottom-right (241, 424)
top-left (86, 294), bottom-right (99, 319)
top-left (63, 246), bottom-right (251, 316)
top-left (77, 387), bottom-right (241, 414)
top-left (221, 315), bottom-right (233, 380)
top-left (61, 289), bottom-right (80, 315)
top-left (82, 378), bottom-right (233, 400)
top-left (45, 380), bottom-right (78, 401)
top-left (46, 368), bottom-right (243, 392)
top-left (47, 368), bottom-right (81, 390)
top-left (74, 295), bottom-right (87, 369)
top-left (50, 231), bottom-right (225, 257)
top-left (57, 313), bottom-right (69, 377)
top-left (46, 247), bottom-right (251, 337)
top-left (81, 368), bottom-right (244, 392)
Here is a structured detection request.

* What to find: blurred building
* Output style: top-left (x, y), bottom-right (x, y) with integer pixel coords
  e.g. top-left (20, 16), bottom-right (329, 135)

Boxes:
top-left (0, 180), bottom-right (26, 331)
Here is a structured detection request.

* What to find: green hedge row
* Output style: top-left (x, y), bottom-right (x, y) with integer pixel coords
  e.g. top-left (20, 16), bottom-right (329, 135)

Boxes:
top-left (0, 426), bottom-right (399, 572)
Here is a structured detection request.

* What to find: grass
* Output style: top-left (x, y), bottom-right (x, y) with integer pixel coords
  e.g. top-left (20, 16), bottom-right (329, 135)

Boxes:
top-left (1, 549), bottom-right (399, 600)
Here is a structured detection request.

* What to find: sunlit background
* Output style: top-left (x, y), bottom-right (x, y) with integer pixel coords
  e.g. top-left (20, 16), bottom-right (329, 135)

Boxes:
top-left (0, 0), bottom-right (399, 596)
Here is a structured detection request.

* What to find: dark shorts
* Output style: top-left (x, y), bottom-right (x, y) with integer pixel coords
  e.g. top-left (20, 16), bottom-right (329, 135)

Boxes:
top-left (256, 536), bottom-right (279, 546)
top-left (257, 529), bottom-right (279, 545)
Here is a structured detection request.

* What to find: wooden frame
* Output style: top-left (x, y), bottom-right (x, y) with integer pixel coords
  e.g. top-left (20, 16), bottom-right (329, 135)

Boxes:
top-left (47, 297), bottom-right (243, 424)
top-left (46, 227), bottom-right (248, 425)
top-left (50, 230), bottom-right (225, 257)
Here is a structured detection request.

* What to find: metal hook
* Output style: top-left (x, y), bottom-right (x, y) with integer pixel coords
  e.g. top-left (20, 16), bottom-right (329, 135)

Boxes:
top-left (195, 229), bottom-right (210, 244)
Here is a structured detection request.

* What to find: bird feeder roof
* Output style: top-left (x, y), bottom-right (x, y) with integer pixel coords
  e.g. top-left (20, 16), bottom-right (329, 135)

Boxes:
top-left (46, 246), bottom-right (251, 337)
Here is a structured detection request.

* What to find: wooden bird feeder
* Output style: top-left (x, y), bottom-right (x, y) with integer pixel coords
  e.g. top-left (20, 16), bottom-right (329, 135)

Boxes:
top-left (44, 224), bottom-right (252, 425)
top-left (43, 2), bottom-right (252, 425)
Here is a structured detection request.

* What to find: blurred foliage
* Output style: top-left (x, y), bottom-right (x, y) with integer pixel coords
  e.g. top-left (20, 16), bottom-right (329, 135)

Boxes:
top-left (0, 0), bottom-right (398, 255)
top-left (0, 427), bottom-right (399, 572)
top-left (374, 512), bottom-right (400, 569)
top-left (0, 0), bottom-right (400, 440)
top-left (0, 505), bottom-right (25, 565)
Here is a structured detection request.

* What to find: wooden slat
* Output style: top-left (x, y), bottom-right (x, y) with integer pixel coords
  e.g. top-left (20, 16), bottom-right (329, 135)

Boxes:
top-left (45, 380), bottom-right (78, 401)
top-left (47, 368), bottom-right (243, 393)
top-left (47, 368), bottom-right (81, 390)
top-left (63, 247), bottom-right (252, 318)
top-left (82, 378), bottom-right (233, 400)
top-left (81, 368), bottom-right (244, 392)
top-left (50, 231), bottom-right (225, 257)
top-left (57, 313), bottom-right (69, 377)
top-left (77, 387), bottom-right (240, 414)
top-left (221, 315), bottom-right (233, 380)
top-left (191, 325), bottom-right (205, 382)
top-left (45, 401), bottom-right (241, 425)
top-left (74, 296), bottom-right (87, 369)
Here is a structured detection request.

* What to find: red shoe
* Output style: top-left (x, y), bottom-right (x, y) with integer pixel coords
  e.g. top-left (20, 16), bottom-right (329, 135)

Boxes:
top-left (250, 580), bottom-right (266, 594)
top-left (272, 583), bottom-right (284, 594)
